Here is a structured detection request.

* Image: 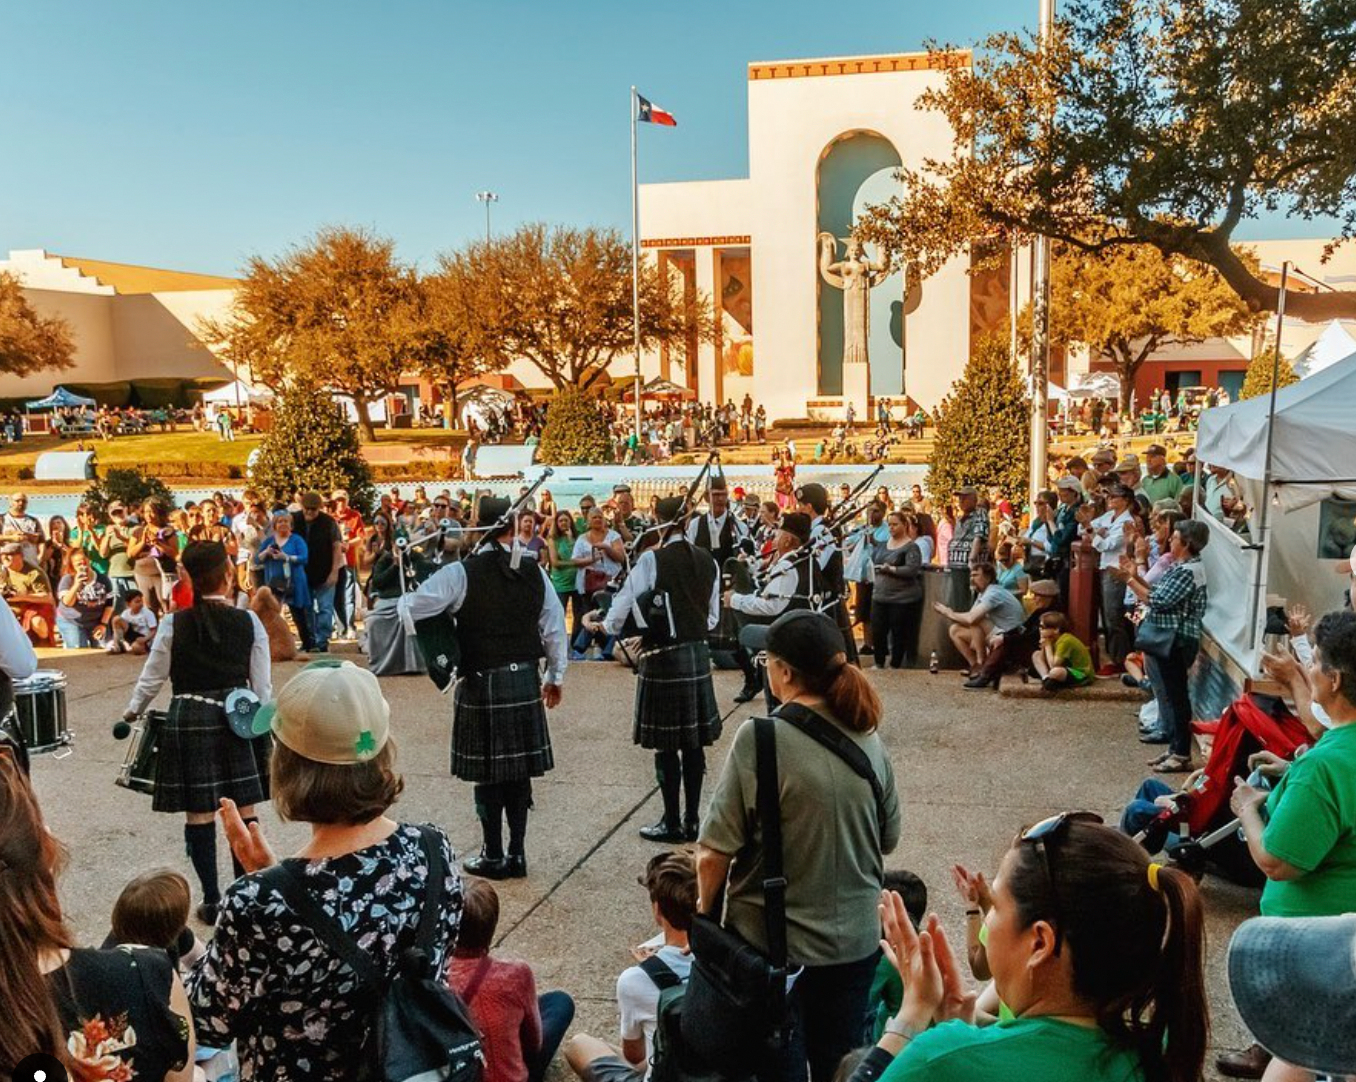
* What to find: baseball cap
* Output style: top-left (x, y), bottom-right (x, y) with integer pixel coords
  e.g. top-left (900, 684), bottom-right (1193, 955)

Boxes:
top-left (1090, 448), bottom-right (1116, 464)
top-left (1145, 443), bottom-right (1167, 457)
top-left (743, 493), bottom-right (760, 508)
top-left (257, 660), bottom-right (391, 765)
top-left (1056, 477), bottom-right (1083, 492)
top-left (1114, 454), bottom-right (1141, 473)
top-left (1228, 914), bottom-right (1356, 1075)
top-left (1031, 579), bottom-right (1060, 597)
top-left (766, 610), bottom-right (847, 673)
top-left (953, 485), bottom-right (979, 497)
top-left (0, 543), bottom-right (22, 556)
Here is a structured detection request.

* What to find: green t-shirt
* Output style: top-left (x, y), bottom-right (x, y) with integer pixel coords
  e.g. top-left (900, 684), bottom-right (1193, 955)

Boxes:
top-left (882, 1016), bottom-right (1143, 1082)
top-left (1054, 633), bottom-right (1093, 678)
top-left (549, 536), bottom-right (576, 595)
top-left (70, 526), bottom-right (109, 575)
top-left (104, 525), bottom-right (134, 578)
top-left (1140, 470), bottom-right (1184, 503)
top-left (1261, 723), bottom-right (1356, 917)
top-left (699, 712), bottom-right (902, 966)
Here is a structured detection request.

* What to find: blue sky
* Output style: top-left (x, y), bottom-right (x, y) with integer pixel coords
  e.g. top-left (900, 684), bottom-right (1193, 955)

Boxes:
top-left (1, 1), bottom-right (1333, 276)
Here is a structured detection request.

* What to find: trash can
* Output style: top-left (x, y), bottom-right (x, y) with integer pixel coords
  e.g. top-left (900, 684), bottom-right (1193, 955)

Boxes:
top-left (912, 566), bottom-right (974, 671)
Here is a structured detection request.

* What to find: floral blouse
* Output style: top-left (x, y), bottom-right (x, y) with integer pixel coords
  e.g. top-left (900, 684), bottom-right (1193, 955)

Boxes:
top-left (186, 823), bottom-right (464, 1081)
top-left (49, 946), bottom-right (190, 1082)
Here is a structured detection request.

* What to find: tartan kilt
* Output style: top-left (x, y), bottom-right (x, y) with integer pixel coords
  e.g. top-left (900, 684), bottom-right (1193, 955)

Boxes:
top-left (152, 693), bottom-right (272, 814)
top-left (452, 662), bottom-right (554, 783)
top-left (634, 640), bottom-right (721, 751)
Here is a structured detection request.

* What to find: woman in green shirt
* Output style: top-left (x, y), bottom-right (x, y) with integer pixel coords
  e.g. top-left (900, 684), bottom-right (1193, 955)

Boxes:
top-left (70, 503), bottom-right (110, 576)
top-left (861, 816), bottom-right (1205, 1082)
top-left (1233, 610), bottom-right (1356, 920)
top-left (545, 511), bottom-right (583, 631)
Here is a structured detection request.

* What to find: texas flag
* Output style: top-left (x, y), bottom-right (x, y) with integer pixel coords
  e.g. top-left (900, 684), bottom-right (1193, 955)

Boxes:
top-left (636, 93), bottom-right (677, 127)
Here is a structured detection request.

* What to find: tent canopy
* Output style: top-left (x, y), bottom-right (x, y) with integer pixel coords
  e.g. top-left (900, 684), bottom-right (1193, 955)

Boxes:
top-left (1292, 320), bottom-right (1356, 379)
top-left (26, 386), bottom-right (96, 410)
top-left (1066, 372), bottom-right (1120, 400)
top-left (201, 379), bottom-right (273, 405)
top-left (1195, 348), bottom-right (1356, 496)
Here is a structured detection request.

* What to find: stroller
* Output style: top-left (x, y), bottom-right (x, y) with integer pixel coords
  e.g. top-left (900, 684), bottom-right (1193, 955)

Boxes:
top-left (1134, 693), bottom-right (1310, 886)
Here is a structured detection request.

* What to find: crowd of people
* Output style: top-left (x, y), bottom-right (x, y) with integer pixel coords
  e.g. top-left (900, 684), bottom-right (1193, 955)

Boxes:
top-left (1, 431), bottom-right (1353, 1082)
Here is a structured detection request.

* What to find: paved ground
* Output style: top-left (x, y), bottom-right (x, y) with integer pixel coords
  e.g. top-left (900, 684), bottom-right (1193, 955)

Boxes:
top-left (28, 648), bottom-right (1255, 1074)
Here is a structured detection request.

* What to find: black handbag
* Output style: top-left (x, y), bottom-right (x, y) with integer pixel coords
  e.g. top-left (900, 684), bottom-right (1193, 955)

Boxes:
top-left (681, 716), bottom-right (788, 1078)
top-left (1135, 616), bottom-right (1176, 658)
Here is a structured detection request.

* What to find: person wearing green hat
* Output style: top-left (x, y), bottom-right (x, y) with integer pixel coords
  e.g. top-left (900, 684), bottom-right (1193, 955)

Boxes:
top-left (400, 496), bottom-right (568, 880)
top-left (122, 540), bottom-right (272, 924)
top-left (186, 660), bottom-right (463, 1082)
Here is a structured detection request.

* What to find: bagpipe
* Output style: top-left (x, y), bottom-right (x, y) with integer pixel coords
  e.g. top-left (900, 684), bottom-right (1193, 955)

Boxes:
top-left (590, 451), bottom-right (721, 644)
top-left (393, 518), bottom-right (459, 591)
top-left (410, 468), bottom-right (556, 693)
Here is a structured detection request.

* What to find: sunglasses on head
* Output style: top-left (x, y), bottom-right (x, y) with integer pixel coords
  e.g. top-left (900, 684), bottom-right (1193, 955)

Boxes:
top-left (1018, 811), bottom-right (1103, 954)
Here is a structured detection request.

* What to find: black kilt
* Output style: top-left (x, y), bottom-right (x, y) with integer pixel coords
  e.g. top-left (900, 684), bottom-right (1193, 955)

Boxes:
top-left (452, 662), bottom-right (554, 783)
top-left (152, 693), bottom-right (271, 814)
top-left (634, 640), bottom-right (721, 751)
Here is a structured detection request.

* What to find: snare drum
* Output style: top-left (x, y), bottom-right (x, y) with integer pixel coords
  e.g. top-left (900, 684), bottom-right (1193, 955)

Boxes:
top-left (12, 670), bottom-right (70, 755)
top-left (116, 710), bottom-right (166, 795)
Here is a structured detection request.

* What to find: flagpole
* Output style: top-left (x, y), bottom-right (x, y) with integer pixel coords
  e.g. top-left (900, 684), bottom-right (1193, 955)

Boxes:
top-left (630, 85), bottom-right (643, 443)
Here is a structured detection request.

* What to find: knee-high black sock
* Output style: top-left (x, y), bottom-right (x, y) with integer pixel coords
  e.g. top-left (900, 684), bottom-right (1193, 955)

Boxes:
top-left (654, 751), bottom-right (681, 828)
top-left (230, 817), bottom-right (259, 881)
top-left (184, 822), bottom-right (221, 906)
top-left (504, 780), bottom-right (533, 858)
top-left (474, 784), bottom-right (506, 859)
top-left (733, 646), bottom-right (759, 686)
top-left (680, 749), bottom-right (705, 826)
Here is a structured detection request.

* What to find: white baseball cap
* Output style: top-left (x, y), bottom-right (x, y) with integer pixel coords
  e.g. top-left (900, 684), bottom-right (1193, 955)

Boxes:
top-left (257, 660), bottom-right (391, 765)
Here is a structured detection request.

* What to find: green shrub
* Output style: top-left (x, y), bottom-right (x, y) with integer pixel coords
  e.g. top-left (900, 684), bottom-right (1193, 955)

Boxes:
top-left (85, 467), bottom-right (176, 514)
top-left (926, 332), bottom-right (1031, 502)
top-left (536, 386), bottom-right (614, 465)
top-left (252, 387), bottom-right (376, 514)
top-left (1239, 349), bottom-right (1300, 400)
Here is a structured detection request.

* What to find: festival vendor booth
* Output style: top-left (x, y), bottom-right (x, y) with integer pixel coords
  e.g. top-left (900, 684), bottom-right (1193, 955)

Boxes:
top-left (201, 379), bottom-right (274, 432)
top-left (1192, 348), bottom-right (1356, 713)
top-left (24, 386), bottom-right (97, 436)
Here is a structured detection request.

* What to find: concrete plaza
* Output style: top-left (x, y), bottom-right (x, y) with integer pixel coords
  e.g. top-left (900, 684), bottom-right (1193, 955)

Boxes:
top-left (30, 649), bottom-right (1253, 1072)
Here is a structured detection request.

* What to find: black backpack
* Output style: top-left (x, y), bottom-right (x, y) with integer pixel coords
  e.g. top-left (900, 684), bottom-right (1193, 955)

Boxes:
top-left (266, 825), bottom-right (484, 1082)
top-left (640, 956), bottom-right (724, 1082)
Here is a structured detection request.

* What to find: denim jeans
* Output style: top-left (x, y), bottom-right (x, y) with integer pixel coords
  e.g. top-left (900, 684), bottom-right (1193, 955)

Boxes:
top-left (310, 583), bottom-right (336, 651)
top-left (527, 990), bottom-right (576, 1082)
top-left (1146, 639), bottom-right (1199, 757)
top-left (57, 617), bottom-right (96, 649)
top-left (1119, 778), bottom-right (1182, 853)
top-left (1098, 570), bottom-right (1130, 664)
top-left (333, 565), bottom-right (354, 637)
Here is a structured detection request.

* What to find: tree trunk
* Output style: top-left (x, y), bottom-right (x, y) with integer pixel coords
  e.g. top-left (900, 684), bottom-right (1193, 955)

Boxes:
top-left (352, 393), bottom-right (377, 443)
top-left (442, 382), bottom-right (458, 430)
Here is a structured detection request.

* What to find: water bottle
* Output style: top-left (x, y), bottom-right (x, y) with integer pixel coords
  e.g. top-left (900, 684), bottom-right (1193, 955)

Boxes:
top-left (929, 651), bottom-right (939, 675)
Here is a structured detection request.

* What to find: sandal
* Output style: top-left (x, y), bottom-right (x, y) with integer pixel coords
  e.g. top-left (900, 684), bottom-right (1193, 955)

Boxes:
top-left (1153, 754), bottom-right (1193, 774)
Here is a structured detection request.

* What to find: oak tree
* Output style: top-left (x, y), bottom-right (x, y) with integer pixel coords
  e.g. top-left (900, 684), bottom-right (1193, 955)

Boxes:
top-left (0, 272), bottom-right (75, 379)
top-left (860, 0), bottom-right (1356, 321)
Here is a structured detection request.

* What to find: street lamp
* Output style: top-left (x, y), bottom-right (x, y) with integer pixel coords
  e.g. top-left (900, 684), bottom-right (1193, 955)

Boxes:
top-left (475, 190), bottom-right (499, 244)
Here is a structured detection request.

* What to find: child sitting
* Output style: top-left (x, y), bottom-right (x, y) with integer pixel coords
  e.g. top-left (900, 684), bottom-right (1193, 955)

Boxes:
top-left (565, 850), bottom-right (696, 1082)
top-left (103, 868), bottom-right (203, 972)
top-left (864, 869), bottom-right (928, 1041)
top-left (106, 589), bottom-right (157, 655)
top-left (1031, 611), bottom-right (1093, 693)
top-left (447, 877), bottom-right (575, 1082)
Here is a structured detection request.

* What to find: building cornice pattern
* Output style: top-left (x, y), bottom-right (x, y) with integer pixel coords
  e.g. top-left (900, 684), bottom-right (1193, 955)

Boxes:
top-left (748, 51), bottom-right (970, 81)
top-left (641, 236), bottom-right (751, 250)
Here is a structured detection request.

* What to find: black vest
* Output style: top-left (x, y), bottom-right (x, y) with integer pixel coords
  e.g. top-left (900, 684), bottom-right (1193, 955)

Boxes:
top-left (456, 547), bottom-right (547, 672)
top-left (788, 559), bottom-right (815, 611)
top-left (169, 604), bottom-right (253, 693)
top-left (650, 542), bottom-right (717, 646)
top-left (693, 513), bottom-right (740, 565)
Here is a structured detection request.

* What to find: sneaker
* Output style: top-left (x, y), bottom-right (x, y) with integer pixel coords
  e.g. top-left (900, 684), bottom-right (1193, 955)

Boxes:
top-left (569, 650), bottom-right (588, 662)
top-left (1120, 673), bottom-right (1140, 688)
top-left (962, 675), bottom-right (996, 691)
top-left (1096, 663), bottom-right (1122, 678)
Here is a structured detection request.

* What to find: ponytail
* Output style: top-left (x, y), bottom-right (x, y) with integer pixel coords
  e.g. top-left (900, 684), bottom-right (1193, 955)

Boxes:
top-left (803, 657), bottom-right (882, 734)
top-left (1139, 866), bottom-right (1208, 1082)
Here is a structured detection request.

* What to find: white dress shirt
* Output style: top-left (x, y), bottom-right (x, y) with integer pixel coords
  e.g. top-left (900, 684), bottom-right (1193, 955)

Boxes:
top-left (810, 515), bottom-right (837, 571)
top-left (729, 553), bottom-right (799, 619)
top-left (602, 537), bottom-right (720, 637)
top-left (1090, 509), bottom-right (1133, 569)
top-left (126, 598), bottom-right (272, 715)
top-left (0, 603), bottom-right (37, 681)
top-left (398, 544), bottom-right (569, 685)
top-left (686, 511), bottom-right (749, 548)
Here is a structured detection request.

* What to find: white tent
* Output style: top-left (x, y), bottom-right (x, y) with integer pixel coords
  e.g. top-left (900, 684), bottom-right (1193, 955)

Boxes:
top-left (1066, 372), bottom-right (1120, 399)
top-left (201, 379), bottom-right (273, 406)
top-left (1024, 375), bottom-right (1069, 402)
top-left (1194, 348), bottom-right (1356, 675)
top-left (1292, 320), bottom-right (1356, 379)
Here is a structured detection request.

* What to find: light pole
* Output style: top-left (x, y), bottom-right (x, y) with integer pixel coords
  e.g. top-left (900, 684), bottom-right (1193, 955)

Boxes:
top-left (1028, 0), bottom-right (1055, 508)
top-left (475, 190), bottom-right (498, 244)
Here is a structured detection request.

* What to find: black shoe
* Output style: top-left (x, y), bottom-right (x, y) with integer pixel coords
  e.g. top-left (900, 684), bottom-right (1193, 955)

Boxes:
top-left (1041, 676), bottom-right (1062, 693)
top-left (683, 819), bottom-right (700, 842)
top-left (733, 682), bottom-right (761, 704)
top-left (462, 852), bottom-right (511, 879)
top-left (1138, 730), bottom-right (1171, 744)
top-left (195, 902), bottom-right (220, 926)
top-left (639, 820), bottom-right (686, 843)
top-left (962, 675), bottom-right (996, 690)
top-left (503, 854), bottom-right (528, 879)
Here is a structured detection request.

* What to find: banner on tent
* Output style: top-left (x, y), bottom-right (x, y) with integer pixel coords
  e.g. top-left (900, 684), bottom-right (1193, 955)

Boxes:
top-left (1199, 511), bottom-right (1259, 673)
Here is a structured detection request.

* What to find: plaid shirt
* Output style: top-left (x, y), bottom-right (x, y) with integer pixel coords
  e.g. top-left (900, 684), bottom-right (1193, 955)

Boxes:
top-left (1145, 558), bottom-right (1208, 644)
top-left (947, 509), bottom-right (990, 566)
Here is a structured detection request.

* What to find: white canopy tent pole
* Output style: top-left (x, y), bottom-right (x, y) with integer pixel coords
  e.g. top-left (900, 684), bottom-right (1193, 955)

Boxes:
top-left (1247, 262), bottom-right (1289, 652)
